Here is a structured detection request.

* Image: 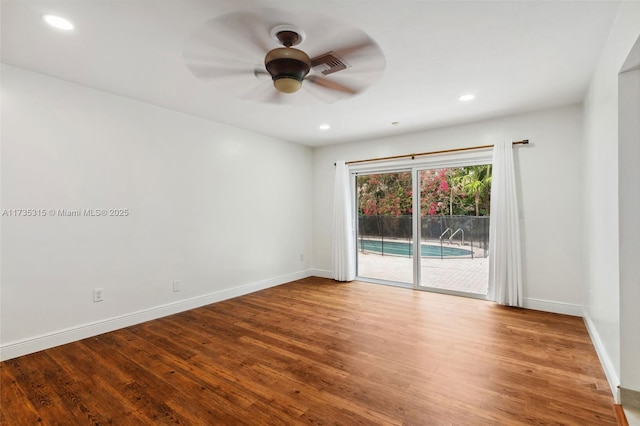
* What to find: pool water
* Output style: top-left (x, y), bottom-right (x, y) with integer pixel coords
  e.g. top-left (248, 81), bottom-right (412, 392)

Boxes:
top-left (359, 239), bottom-right (472, 257)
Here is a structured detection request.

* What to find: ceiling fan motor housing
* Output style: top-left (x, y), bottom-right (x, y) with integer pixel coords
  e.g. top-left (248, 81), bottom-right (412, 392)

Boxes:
top-left (264, 31), bottom-right (311, 93)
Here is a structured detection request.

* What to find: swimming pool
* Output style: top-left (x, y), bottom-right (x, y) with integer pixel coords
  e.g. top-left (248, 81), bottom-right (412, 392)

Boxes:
top-left (359, 239), bottom-right (473, 257)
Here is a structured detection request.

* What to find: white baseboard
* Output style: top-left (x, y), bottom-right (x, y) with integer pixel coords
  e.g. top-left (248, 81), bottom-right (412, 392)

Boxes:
top-left (0, 270), bottom-right (312, 362)
top-left (308, 278), bottom-right (583, 316)
top-left (523, 297), bottom-right (583, 316)
top-left (583, 308), bottom-right (620, 402)
top-left (305, 274), bottom-right (588, 319)
top-left (0, 270), bottom-right (600, 371)
top-left (308, 269), bottom-right (333, 279)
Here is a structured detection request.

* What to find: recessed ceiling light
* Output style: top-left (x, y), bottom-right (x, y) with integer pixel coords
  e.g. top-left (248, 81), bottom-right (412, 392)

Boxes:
top-left (43, 15), bottom-right (74, 31)
top-left (319, 124), bottom-right (331, 131)
top-left (458, 94), bottom-right (475, 102)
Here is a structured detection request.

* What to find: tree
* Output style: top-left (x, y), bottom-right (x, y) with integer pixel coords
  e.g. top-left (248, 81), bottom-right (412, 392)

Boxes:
top-left (454, 165), bottom-right (492, 216)
top-left (418, 168), bottom-right (452, 216)
top-left (357, 165), bottom-right (492, 218)
top-left (357, 172), bottom-right (413, 216)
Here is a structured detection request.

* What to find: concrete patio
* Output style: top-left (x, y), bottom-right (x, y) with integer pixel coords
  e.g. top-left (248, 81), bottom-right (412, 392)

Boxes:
top-left (357, 249), bottom-right (489, 295)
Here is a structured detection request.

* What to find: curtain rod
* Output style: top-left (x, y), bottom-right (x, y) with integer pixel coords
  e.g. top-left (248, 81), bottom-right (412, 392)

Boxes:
top-left (337, 139), bottom-right (529, 166)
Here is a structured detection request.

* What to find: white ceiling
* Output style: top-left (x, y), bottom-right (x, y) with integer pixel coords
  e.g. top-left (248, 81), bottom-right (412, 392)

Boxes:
top-left (1, 0), bottom-right (622, 147)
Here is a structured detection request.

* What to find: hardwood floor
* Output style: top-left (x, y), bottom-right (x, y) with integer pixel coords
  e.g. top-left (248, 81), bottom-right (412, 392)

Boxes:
top-left (1, 277), bottom-right (615, 425)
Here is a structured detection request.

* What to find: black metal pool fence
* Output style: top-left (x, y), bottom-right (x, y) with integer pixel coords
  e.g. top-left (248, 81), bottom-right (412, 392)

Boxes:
top-left (357, 215), bottom-right (490, 258)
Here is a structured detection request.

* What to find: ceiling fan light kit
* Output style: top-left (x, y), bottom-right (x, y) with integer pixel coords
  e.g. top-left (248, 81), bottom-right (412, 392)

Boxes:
top-left (264, 38), bottom-right (311, 93)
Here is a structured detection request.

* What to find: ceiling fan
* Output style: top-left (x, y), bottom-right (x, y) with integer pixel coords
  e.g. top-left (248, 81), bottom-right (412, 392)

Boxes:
top-left (182, 9), bottom-right (386, 104)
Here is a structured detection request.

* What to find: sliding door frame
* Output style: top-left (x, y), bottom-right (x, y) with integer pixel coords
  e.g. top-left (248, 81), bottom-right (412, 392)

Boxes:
top-left (351, 149), bottom-right (493, 293)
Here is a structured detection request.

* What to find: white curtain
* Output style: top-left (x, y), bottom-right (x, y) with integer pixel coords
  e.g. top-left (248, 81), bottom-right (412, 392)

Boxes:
top-left (488, 141), bottom-right (523, 306)
top-left (332, 161), bottom-right (356, 281)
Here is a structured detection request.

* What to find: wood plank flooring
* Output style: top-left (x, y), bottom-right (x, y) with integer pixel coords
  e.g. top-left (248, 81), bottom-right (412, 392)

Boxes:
top-left (1, 277), bottom-right (615, 425)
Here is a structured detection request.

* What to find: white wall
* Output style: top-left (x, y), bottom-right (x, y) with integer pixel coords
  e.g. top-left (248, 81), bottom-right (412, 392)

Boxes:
top-left (0, 65), bottom-right (313, 359)
top-left (582, 1), bottom-right (640, 400)
top-left (619, 66), bottom-right (640, 397)
top-left (312, 105), bottom-right (584, 315)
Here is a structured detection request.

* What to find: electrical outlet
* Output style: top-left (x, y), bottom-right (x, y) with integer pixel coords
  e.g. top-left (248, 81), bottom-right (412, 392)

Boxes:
top-left (93, 288), bottom-right (104, 303)
top-left (173, 280), bottom-right (181, 292)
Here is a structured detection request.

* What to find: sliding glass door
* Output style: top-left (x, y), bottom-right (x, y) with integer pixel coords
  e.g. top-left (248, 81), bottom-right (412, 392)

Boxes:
top-left (354, 162), bottom-right (491, 297)
top-left (355, 171), bottom-right (413, 285)
top-left (416, 166), bottom-right (490, 295)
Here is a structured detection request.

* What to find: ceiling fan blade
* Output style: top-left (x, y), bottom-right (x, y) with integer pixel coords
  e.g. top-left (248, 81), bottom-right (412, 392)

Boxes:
top-left (306, 29), bottom-right (385, 93)
top-left (223, 11), bottom-right (273, 55)
top-left (306, 75), bottom-right (358, 95)
top-left (264, 89), bottom-right (285, 104)
top-left (186, 64), bottom-right (257, 80)
top-left (253, 68), bottom-right (271, 80)
top-left (185, 53), bottom-right (259, 68)
top-left (306, 25), bottom-right (382, 61)
top-left (329, 39), bottom-right (378, 60)
top-left (183, 11), bottom-right (273, 67)
top-left (239, 79), bottom-right (287, 104)
top-left (184, 56), bottom-right (260, 78)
